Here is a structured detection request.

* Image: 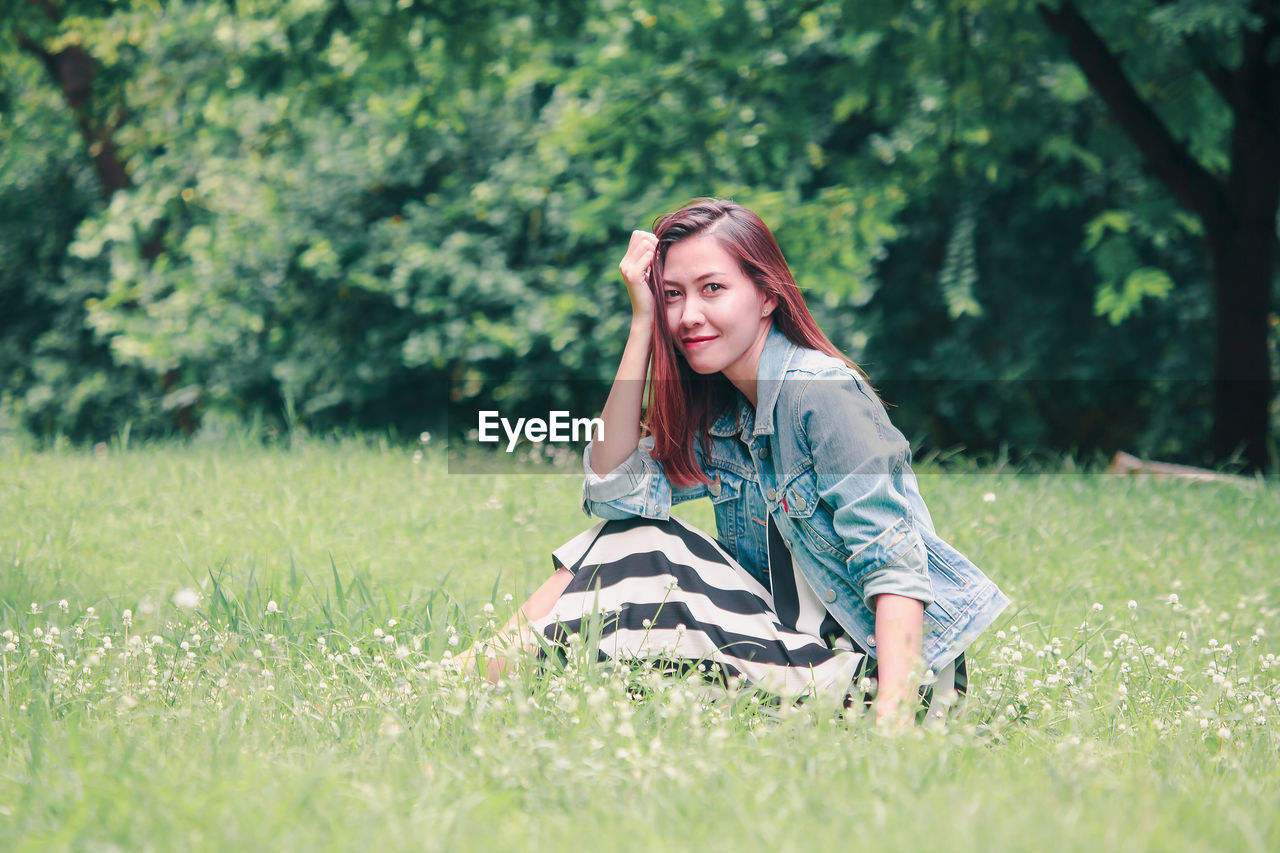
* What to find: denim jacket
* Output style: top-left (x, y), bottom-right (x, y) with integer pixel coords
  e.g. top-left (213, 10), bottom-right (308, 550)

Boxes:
top-left (580, 324), bottom-right (1009, 670)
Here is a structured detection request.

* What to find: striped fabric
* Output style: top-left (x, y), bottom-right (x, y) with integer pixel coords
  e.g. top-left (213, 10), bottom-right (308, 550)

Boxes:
top-left (529, 516), bottom-right (865, 704)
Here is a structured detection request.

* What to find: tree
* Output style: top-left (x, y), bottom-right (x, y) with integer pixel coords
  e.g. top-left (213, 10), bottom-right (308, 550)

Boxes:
top-left (1037, 0), bottom-right (1279, 469)
top-left (4, 0), bottom-right (133, 200)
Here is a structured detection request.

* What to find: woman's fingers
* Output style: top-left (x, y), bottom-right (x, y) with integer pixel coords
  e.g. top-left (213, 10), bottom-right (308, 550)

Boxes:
top-left (619, 230), bottom-right (657, 280)
top-left (619, 229), bottom-right (658, 320)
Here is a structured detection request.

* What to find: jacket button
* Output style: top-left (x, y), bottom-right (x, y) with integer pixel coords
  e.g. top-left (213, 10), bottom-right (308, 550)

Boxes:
top-left (793, 495), bottom-right (807, 512)
top-left (758, 444), bottom-right (769, 459)
top-left (766, 487), bottom-right (777, 502)
top-left (866, 636), bottom-right (876, 647)
top-left (823, 588), bottom-right (837, 603)
top-left (708, 478), bottom-right (721, 497)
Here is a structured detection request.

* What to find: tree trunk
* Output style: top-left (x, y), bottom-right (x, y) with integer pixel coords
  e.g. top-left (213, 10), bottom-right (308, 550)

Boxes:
top-left (1207, 227), bottom-right (1274, 470)
top-left (1207, 85), bottom-right (1280, 472)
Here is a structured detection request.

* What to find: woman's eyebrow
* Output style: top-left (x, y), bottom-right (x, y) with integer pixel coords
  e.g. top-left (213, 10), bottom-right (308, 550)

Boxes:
top-left (662, 271), bottom-right (727, 286)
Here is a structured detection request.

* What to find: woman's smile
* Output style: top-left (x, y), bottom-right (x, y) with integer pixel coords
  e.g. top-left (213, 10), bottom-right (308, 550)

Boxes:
top-left (682, 334), bottom-right (718, 349)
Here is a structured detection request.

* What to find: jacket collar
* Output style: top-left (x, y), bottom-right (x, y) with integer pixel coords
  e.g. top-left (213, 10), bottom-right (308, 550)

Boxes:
top-left (706, 323), bottom-right (798, 439)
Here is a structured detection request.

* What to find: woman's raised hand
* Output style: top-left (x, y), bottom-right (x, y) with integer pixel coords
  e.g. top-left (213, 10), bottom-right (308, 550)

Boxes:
top-left (618, 229), bottom-right (658, 325)
top-left (591, 229), bottom-right (656, 475)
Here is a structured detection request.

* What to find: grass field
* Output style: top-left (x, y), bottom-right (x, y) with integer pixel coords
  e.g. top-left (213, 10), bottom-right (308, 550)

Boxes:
top-left (2, 437), bottom-right (1278, 851)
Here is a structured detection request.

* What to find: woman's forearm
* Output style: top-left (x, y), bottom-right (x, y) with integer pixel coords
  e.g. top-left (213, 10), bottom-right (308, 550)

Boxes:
top-left (589, 319), bottom-right (653, 475)
top-left (872, 593), bottom-right (924, 725)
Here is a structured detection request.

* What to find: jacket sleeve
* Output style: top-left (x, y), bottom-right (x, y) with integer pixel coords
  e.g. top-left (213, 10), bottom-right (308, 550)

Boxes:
top-left (796, 369), bottom-right (934, 610)
top-left (581, 435), bottom-right (710, 519)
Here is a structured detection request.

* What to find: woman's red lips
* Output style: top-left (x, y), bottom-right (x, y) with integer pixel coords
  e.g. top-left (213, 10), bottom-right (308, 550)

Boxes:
top-left (683, 335), bottom-right (717, 345)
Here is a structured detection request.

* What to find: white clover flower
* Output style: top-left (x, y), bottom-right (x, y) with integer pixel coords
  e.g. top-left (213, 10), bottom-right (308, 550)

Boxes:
top-left (1092, 603), bottom-right (1103, 612)
top-left (2, 642), bottom-right (15, 654)
top-left (58, 599), bottom-right (69, 613)
top-left (122, 609), bottom-right (133, 627)
top-left (482, 603), bottom-right (495, 615)
top-left (395, 645), bottom-right (411, 660)
top-left (503, 593), bottom-right (513, 603)
top-left (172, 588), bottom-right (200, 611)
top-left (1217, 725), bottom-right (1232, 740)
top-left (1167, 593), bottom-right (1179, 605)
top-left (419, 431), bottom-right (432, 444)
top-left (29, 602), bottom-right (39, 614)
top-left (982, 492), bottom-right (996, 503)
top-left (447, 635), bottom-right (459, 647)
top-left (265, 600), bottom-right (280, 615)
top-left (387, 618), bottom-right (397, 628)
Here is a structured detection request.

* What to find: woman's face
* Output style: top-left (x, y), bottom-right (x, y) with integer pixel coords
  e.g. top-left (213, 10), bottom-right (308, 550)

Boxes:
top-left (661, 234), bottom-right (777, 382)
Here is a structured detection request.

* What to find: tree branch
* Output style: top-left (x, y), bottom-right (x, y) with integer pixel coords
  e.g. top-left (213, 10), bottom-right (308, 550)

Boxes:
top-left (1151, 0), bottom-right (1237, 106)
top-left (29, 0), bottom-right (64, 23)
top-left (1248, 0), bottom-right (1280, 141)
top-left (1038, 1), bottom-right (1226, 223)
top-left (1242, 0), bottom-right (1274, 77)
top-left (14, 12), bottom-right (133, 200)
top-left (1188, 40), bottom-right (1237, 105)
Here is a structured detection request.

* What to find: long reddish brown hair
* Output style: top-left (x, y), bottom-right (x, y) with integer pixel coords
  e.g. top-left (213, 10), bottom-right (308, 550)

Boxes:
top-left (644, 198), bottom-right (863, 487)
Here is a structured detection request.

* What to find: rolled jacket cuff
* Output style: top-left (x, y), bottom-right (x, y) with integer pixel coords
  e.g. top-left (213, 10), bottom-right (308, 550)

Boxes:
top-left (580, 441), bottom-right (670, 519)
top-left (582, 442), bottom-right (650, 501)
top-left (856, 527), bottom-right (934, 610)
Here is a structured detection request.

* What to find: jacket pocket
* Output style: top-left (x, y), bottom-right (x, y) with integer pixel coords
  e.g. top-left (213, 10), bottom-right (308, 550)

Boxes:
top-left (707, 467), bottom-right (745, 558)
top-left (780, 470), bottom-right (845, 559)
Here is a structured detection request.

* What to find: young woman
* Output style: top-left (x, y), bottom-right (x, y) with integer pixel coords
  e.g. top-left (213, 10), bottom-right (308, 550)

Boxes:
top-left (464, 199), bottom-right (1009, 725)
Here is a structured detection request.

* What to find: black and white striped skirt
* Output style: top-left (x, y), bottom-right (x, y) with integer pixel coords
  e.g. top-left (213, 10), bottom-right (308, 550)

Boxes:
top-left (529, 515), bottom-right (966, 709)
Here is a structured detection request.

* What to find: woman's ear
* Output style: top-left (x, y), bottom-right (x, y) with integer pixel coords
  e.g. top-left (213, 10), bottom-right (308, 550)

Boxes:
top-left (762, 292), bottom-right (778, 318)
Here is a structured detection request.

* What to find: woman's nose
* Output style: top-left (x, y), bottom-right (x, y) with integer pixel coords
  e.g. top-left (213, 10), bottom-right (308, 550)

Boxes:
top-left (680, 298), bottom-right (705, 328)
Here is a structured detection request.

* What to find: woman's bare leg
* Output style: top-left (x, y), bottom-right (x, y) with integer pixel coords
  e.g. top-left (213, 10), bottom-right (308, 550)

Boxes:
top-left (455, 567), bottom-right (574, 681)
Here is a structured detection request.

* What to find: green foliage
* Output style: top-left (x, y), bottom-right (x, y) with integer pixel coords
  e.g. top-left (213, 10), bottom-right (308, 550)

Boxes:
top-left (1096, 267), bottom-right (1175, 325)
top-left (0, 46), bottom-right (162, 437)
top-left (0, 0), bottom-right (1272, 462)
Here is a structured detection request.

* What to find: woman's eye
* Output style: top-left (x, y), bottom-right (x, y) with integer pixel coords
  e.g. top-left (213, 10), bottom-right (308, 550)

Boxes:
top-left (664, 289), bottom-right (682, 300)
top-left (704, 283), bottom-right (723, 293)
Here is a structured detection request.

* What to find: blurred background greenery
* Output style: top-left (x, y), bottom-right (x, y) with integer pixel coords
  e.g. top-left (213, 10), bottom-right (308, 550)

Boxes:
top-left (1, 0), bottom-right (1277, 468)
